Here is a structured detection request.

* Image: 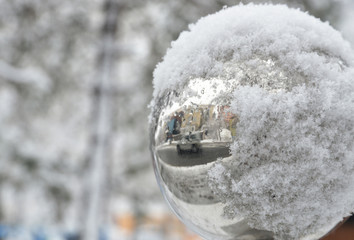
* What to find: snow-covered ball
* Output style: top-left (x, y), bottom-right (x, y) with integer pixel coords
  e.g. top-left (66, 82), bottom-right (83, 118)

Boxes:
top-left (150, 4), bottom-right (354, 240)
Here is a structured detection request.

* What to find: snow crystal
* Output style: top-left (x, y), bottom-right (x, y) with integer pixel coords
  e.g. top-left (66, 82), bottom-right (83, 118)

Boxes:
top-left (153, 4), bottom-right (354, 240)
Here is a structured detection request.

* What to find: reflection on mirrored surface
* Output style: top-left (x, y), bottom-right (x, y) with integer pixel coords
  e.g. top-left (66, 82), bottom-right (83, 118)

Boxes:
top-left (150, 60), bottom-right (308, 240)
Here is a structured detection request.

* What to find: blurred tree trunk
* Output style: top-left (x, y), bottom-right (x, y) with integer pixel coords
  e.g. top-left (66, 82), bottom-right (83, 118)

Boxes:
top-left (81, 1), bottom-right (121, 239)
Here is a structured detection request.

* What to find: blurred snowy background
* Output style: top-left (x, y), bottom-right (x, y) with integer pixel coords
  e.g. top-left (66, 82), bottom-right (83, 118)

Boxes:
top-left (0, 0), bottom-right (353, 239)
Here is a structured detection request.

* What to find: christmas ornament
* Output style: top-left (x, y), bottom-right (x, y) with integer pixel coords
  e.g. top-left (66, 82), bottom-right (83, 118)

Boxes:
top-left (150, 4), bottom-right (354, 240)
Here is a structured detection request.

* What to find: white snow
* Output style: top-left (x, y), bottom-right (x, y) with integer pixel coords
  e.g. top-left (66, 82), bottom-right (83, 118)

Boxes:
top-left (152, 4), bottom-right (354, 240)
top-left (153, 4), bottom-right (354, 99)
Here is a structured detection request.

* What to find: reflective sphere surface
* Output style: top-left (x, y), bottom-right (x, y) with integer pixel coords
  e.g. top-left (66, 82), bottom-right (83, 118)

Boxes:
top-left (150, 58), bottom-right (346, 240)
top-left (150, 59), bottom-right (304, 240)
top-left (150, 4), bottom-right (354, 240)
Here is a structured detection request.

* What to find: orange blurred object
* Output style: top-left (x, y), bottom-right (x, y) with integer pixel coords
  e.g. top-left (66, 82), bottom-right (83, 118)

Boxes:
top-left (322, 222), bottom-right (354, 240)
top-left (115, 213), bottom-right (136, 235)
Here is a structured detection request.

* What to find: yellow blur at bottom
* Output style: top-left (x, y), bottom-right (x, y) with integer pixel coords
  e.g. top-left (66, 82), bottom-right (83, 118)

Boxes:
top-left (115, 212), bottom-right (202, 240)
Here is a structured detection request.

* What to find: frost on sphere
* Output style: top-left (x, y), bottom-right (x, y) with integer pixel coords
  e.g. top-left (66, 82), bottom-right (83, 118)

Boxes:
top-left (150, 4), bottom-right (354, 240)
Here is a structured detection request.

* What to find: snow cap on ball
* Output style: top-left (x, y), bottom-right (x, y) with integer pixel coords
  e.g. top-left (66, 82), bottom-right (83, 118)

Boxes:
top-left (153, 4), bottom-right (354, 98)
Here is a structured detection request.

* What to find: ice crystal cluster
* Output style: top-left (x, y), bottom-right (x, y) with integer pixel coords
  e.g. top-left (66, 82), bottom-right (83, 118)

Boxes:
top-left (152, 4), bottom-right (354, 240)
